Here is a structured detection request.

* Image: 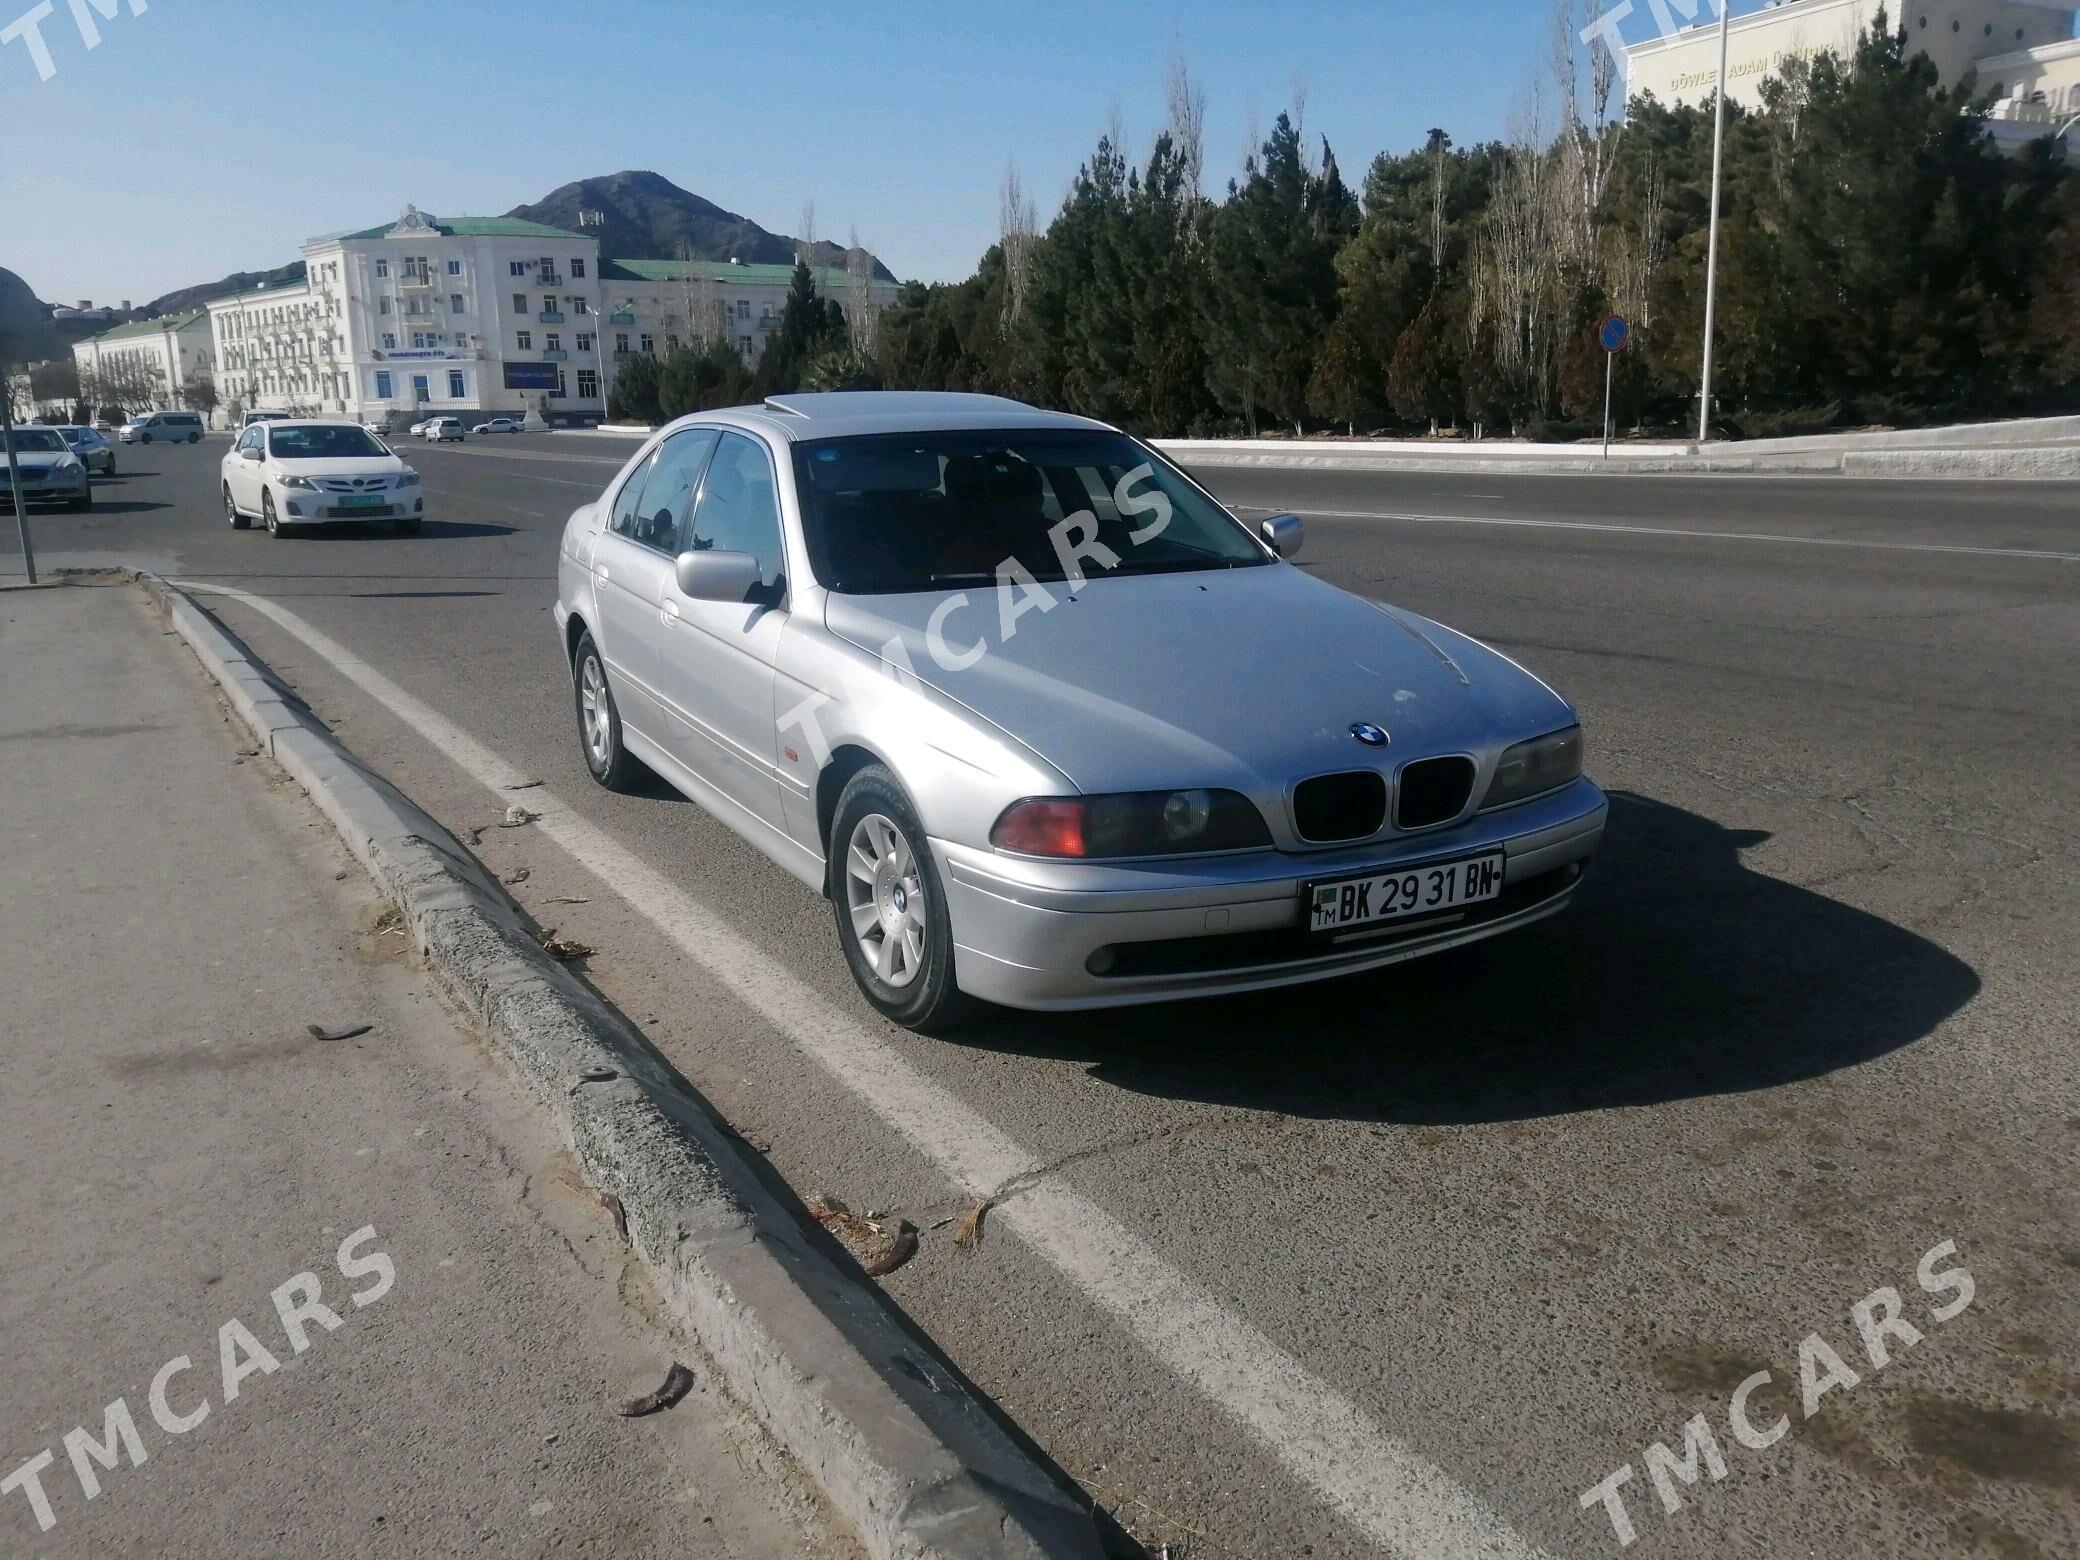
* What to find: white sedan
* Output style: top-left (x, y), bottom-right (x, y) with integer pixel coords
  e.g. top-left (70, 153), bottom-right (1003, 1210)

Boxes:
top-left (220, 419), bottom-right (424, 537)
top-left (472, 417), bottom-right (522, 434)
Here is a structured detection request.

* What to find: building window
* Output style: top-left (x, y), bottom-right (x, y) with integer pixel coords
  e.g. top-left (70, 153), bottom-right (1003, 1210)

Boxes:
top-left (413, 333), bottom-right (435, 349)
top-left (571, 258), bottom-right (586, 278)
top-left (516, 330), bottom-right (532, 349)
top-left (411, 374), bottom-right (430, 401)
top-left (577, 368), bottom-right (599, 398)
top-left (379, 297), bottom-right (392, 315)
top-left (615, 333), bottom-right (630, 353)
top-left (510, 261), bottom-right (528, 277)
top-left (739, 334), bottom-right (752, 352)
top-left (552, 370), bottom-right (567, 400)
top-left (576, 332), bottom-right (594, 351)
top-left (546, 333), bottom-right (561, 350)
top-left (450, 294), bottom-right (465, 313)
top-left (375, 259), bottom-right (390, 277)
top-left (513, 293), bottom-right (529, 313)
top-left (375, 371), bottom-right (393, 398)
top-left (447, 259), bottom-right (462, 275)
top-left (449, 370), bottom-right (466, 399)
top-left (640, 333), bottom-right (654, 353)
top-left (572, 298), bottom-right (589, 315)
top-left (737, 299), bottom-right (751, 319)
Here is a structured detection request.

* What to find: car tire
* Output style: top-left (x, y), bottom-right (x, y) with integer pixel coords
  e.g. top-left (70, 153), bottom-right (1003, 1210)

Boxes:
top-left (223, 484), bottom-right (249, 529)
top-left (263, 490), bottom-right (291, 538)
top-left (188, 433), bottom-right (200, 444)
top-left (572, 631), bottom-right (641, 792)
top-left (139, 432), bottom-right (152, 444)
top-left (829, 766), bottom-right (976, 1034)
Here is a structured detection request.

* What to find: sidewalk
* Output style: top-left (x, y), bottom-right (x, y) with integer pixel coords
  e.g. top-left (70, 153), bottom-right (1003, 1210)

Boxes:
top-left (0, 581), bottom-right (858, 1558)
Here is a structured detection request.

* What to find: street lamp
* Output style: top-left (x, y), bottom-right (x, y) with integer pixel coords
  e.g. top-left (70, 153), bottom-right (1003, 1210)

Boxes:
top-left (1697, 0), bottom-right (1733, 446)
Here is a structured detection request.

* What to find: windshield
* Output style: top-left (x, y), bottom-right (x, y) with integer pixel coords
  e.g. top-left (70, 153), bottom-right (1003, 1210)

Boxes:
top-left (268, 426), bottom-right (387, 460)
top-left (792, 429), bottom-right (1268, 594)
top-left (4, 429), bottom-right (66, 453)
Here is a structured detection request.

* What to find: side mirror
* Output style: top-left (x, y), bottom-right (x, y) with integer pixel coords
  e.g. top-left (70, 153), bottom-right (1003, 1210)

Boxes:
top-left (674, 549), bottom-right (763, 603)
top-left (240, 447), bottom-right (263, 462)
top-left (1260, 513), bottom-right (1305, 559)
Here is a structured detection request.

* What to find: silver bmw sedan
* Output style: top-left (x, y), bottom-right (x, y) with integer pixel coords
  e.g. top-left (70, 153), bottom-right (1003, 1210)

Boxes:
top-left (554, 392), bottom-right (1606, 1031)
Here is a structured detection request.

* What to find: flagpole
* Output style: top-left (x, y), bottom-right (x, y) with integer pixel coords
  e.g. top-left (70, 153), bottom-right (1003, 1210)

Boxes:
top-left (1698, 0), bottom-right (1733, 445)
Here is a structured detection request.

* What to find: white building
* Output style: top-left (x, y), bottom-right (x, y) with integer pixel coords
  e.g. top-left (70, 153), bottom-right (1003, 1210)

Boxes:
top-left (208, 206), bottom-right (900, 427)
top-left (1624, 0), bottom-right (2079, 152)
top-left (72, 310), bottom-right (214, 416)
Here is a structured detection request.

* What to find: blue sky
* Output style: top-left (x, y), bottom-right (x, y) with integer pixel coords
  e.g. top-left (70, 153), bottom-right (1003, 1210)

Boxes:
top-left (8, 0), bottom-right (1775, 306)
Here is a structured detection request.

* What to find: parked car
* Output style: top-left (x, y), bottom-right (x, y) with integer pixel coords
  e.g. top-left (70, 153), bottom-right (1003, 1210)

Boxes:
top-left (408, 417), bottom-right (437, 436)
top-left (120, 410), bottom-right (205, 444)
top-left (1, 425), bottom-right (92, 510)
top-left (51, 424), bottom-right (117, 475)
top-left (420, 417), bottom-right (464, 442)
top-left (472, 417), bottom-right (521, 434)
top-left (553, 391), bottom-right (1606, 1031)
top-left (221, 418), bottom-right (423, 537)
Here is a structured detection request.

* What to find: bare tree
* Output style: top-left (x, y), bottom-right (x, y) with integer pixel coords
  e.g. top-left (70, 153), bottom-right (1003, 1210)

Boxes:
top-left (846, 223), bottom-right (880, 356)
top-left (796, 200), bottom-right (818, 269)
top-left (1000, 162), bottom-right (1037, 325)
top-left (1165, 49), bottom-right (1207, 203)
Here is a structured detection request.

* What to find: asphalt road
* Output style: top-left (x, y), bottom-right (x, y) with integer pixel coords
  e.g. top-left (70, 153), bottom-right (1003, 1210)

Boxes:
top-left (12, 436), bottom-right (2077, 1558)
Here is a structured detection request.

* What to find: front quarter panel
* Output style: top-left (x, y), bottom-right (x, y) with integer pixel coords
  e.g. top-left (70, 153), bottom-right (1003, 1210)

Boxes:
top-left (773, 589), bottom-right (1073, 862)
top-left (557, 500), bottom-right (604, 656)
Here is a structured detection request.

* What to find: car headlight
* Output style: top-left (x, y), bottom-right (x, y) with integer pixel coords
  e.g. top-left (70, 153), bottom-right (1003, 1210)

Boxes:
top-left (991, 789), bottom-right (1271, 859)
top-left (1482, 726), bottom-right (1584, 810)
top-left (278, 474), bottom-right (317, 489)
top-left (395, 470), bottom-right (420, 487)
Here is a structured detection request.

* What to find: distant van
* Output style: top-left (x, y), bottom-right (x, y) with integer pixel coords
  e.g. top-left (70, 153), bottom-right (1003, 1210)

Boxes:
top-left (120, 410), bottom-right (205, 445)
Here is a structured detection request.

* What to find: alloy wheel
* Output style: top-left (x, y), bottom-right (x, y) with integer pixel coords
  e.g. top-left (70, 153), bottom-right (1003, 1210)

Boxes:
top-left (844, 813), bottom-right (928, 989)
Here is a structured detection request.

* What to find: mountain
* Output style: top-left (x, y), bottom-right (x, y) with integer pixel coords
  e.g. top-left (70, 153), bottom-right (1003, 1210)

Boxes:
top-left (0, 267), bottom-right (107, 364)
top-left (138, 261), bottom-right (306, 321)
top-left (508, 170), bottom-right (895, 281)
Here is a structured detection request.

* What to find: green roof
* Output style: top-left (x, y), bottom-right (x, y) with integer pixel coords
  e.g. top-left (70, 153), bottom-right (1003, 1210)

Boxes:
top-left (601, 258), bottom-right (854, 288)
top-left (88, 310), bottom-right (208, 342)
top-left (332, 215), bottom-right (588, 242)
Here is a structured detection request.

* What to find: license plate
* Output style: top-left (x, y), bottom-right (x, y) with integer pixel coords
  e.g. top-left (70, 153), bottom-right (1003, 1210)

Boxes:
top-left (1306, 851), bottom-right (1506, 935)
top-left (337, 493), bottom-right (384, 507)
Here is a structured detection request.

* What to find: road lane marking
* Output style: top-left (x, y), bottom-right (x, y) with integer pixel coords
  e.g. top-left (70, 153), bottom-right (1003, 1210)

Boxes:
top-left (1230, 506), bottom-right (2080, 563)
top-left (173, 576), bottom-right (1554, 1560)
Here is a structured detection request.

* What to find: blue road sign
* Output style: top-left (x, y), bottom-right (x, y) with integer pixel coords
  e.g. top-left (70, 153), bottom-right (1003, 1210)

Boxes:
top-left (1599, 315), bottom-right (1630, 353)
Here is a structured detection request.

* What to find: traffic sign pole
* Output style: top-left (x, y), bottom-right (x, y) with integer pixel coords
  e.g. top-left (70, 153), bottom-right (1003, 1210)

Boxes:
top-left (1596, 315), bottom-right (1629, 465)
top-left (1, 376), bottom-right (36, 585)
top-left (1603, 350), bottom-right (1614, 463)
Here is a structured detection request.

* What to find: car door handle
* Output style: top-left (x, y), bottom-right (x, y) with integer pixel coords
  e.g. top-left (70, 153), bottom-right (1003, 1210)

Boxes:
top-left (660, 599), bottom-right (680, 625)
top-left (594, 564), bottom-right (609, 583)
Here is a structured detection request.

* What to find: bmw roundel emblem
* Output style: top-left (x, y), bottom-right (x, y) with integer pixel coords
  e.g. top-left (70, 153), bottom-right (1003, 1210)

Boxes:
top-left (1350, 723), bottom-right (1390, 748)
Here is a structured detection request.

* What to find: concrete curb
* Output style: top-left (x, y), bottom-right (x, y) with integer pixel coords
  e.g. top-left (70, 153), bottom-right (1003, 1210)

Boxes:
top-left (139, 574), bottom-right (1105, 1560)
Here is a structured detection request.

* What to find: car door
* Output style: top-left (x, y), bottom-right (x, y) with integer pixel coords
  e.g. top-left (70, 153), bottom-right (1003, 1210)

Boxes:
top-left (652, 430), bottom-right (790, 830)
top-left (589, 428), bottom-right (718, 745)
top-left (229, 428), bottom-right (265, 509)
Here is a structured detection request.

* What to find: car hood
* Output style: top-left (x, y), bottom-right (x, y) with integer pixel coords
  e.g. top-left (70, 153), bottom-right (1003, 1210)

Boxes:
top-left (7, 452), bottom-right (71, 473)
top-left (266, 457), bottom-right (406, 480)
top-left (822, 564), bottom-right (1576, 793)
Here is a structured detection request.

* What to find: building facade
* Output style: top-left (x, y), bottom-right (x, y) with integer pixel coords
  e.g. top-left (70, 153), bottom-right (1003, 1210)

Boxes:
top-left (207, 206), bottom-right (899, 426)
top-left (71, 310), bottom-right (214, 416)
top-left (1624, 0), bottom-right (2079, 147)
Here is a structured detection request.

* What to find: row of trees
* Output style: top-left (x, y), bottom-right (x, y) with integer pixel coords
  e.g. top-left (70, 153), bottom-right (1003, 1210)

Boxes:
top-left (735, 10), bottom-right (2074, 439)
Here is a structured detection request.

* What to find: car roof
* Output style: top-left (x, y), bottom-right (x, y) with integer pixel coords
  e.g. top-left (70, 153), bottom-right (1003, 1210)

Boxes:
top-left (259, 418), bottom-right (375, 431)
top-left (673, 391), bottom-right (1115, 445)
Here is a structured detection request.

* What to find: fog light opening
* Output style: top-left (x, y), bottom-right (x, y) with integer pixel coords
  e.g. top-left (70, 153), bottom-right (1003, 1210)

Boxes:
top-left (1085, 946), bottom-right (1119, 976)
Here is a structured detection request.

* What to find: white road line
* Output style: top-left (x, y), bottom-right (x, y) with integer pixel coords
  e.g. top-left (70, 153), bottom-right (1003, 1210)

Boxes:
top-left (175, 577), bottom-right (1553, 1560)
top-left (1231, 505), bottom-right (2080, 563)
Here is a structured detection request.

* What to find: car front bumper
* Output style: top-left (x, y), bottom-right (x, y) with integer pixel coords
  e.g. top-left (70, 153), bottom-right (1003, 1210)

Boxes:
top-left (935, 777), bottom-right (1607, 1011)
top-left (1, 470), bottom-right (89, 505)
top-left (278, 492), bottom-right (423, 523)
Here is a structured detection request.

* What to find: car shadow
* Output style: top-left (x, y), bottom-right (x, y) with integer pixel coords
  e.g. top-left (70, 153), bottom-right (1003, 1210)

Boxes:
top-left (958, 792), bottom-right (1979, 1125)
